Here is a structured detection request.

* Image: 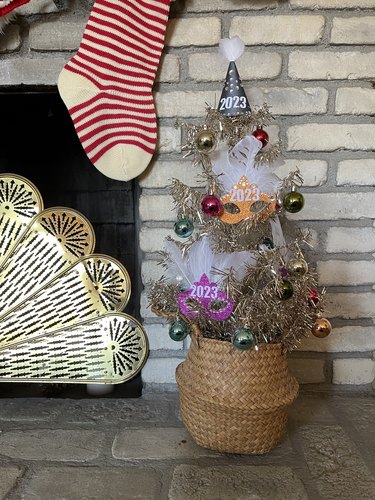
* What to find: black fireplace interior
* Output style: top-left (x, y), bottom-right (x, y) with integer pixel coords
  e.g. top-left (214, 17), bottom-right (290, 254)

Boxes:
top-left (0, 90), bottom-right (142, 397)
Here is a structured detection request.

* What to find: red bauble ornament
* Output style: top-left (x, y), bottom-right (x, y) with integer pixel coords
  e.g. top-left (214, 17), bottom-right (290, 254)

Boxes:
top-left (201, 194), bottom-right (223, 217)
top-left (252, 129), bottom-right (269, 148)
top-left (308, 288), bottom-right (320, 306)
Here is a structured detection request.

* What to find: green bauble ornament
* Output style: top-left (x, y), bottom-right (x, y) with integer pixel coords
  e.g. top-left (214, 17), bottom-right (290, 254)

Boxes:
top-left (169, 319), bottom-right (189, 341)
top-left (283, 191), bottom-right (304, 213)
top-left (279, 280), bottom-right (294, 300)
top-left (287, 258), bottom-right (308, 277)
top-left (195, 129), bottom-right (216, 154)
top-left (174, 218), bottom-right (194, 238)
top-left (231, 327), bottom-right (256, 351)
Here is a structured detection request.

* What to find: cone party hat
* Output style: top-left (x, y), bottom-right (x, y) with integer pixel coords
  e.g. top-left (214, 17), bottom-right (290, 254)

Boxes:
top-left (218, 36), bottom-right (251, 116)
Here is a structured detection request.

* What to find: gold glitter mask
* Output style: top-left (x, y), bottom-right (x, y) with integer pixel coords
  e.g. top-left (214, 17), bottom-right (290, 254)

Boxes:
top-left (219, 176), bottom-right (276, 225)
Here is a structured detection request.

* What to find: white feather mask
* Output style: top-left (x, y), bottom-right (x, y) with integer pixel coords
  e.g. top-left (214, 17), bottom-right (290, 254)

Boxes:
top-left (163, 237), bottom-right (256, 288)
top-left (212, 135), bottom-right (282, 195)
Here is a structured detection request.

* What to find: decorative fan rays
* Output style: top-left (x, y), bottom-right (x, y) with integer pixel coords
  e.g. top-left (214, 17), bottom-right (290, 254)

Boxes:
top-left (0, 174), bottom-right (148, 385)
top-left (0, 314), bottom-right (147, 384)
top-left (0, 208), bottom-right (95, 314)
top-left (0, 174), bottom-right (43, 266)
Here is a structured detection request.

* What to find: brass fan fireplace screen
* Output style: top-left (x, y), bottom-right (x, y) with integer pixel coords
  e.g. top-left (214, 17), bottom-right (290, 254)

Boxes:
top-left (0, 174), bottom-right (148, 385)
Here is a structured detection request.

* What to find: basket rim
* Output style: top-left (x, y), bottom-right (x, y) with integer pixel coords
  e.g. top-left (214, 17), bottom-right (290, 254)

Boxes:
top-left (189, 334), bottom-right (287, 354)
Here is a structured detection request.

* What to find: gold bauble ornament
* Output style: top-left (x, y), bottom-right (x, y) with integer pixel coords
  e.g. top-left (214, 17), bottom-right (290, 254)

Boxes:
top-left (195, 130), bottom-right (216, 153)
top-left (288, 258), bottom-right (308, 277)
top-left (311, 318), bottom-right (332, 338)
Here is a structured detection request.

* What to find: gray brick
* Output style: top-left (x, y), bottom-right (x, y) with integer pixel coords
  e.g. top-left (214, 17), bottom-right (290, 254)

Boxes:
top-left (112, 427), bottom-right (216, 459)
top-left (0, 430), bottom-right (105, 461)
top-left (186, 0), bottom-right (278, 11)
top-left (326, 227), bottom-right (375, 253)
top-left (290, 0), bottom-right (375, 8)
top-left (325, 292), bottom-right (375, 320)
top-left (299, 326), bottom-right (375, 353)
top-left (165, 17), bottom-right (221, 47)
top-left (337, 159), bottom-right (375, 185)
top-left (23, 467), bottom-right (162, 500)
top-left (0, 399), bottom-right (66, 422)
top-left (189, 52), bottom-right (282, 81)
top-left (287, 124), bottom-right (375, 152)
top-left (317, 260), bottom-right (375, 286)
top-left (333, 358), bottom-right (375, 385)
top-left (17, 0), bottom-right (58, 15)
top-left (29, 21), bottom-right (85, 51)
top-left (0, 58), bottom-right (66, 86)
top-left (275, 160), bottom-right (328, 187)
top-left (230, 15), bottom-right (324, 45)
top-left (331, 16), bottom-right (375, 44)
top-left (169, 465), bottom-right (308, 500)
top-left (140, 160), bottom-right (206, 189)
top-left (289, 51), bottom-right (375, 80)
top-left (332, 397), bottom-right (375, 450)
top-left (156, 90), bottom-right (217, 118)
top-left (156, 54), bottom-right (180, 83)
top-left (286, 192), bottom-right (375, 221)
top-left (288, 358), bottom-right (326, 384)
top-left (288, 397), bottom-right (335, 426)
top-left (299, 425), bottom-right (375, 499)
top-left (142, 358), bottom-right (182, 385)
top-left (0, 467), bottom-right (23, 499)
top-left (52, 396), bottom-right (169, 426)
top-left (248, 87), bottom-right (328, 115)
top-left (336, 87), bottom-right (375, 115)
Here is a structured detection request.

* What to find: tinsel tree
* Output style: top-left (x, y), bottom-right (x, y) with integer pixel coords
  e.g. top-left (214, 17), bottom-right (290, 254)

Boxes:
top-left (149, 37), bottom-right (331, 352)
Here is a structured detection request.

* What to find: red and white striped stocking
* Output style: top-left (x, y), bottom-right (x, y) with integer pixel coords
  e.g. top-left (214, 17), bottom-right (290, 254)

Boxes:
top-left (58, 0), bottom-right (171, 181)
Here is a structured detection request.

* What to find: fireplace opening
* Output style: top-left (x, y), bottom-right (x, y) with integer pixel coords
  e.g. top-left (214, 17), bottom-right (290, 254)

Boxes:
top-left (0, 90), bottom-right (142, 398)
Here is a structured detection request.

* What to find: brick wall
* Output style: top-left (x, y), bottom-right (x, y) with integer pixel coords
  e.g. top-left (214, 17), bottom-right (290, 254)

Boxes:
top-left (1, 0), bottom-right (374, 389)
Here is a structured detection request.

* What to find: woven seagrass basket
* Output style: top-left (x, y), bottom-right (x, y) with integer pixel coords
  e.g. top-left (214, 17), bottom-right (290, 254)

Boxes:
top-left (176, 331), bottom-right (299, 454)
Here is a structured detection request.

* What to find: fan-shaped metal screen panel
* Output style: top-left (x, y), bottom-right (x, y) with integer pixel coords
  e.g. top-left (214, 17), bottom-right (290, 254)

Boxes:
top-left (0, 174), bottom-right (148, 384)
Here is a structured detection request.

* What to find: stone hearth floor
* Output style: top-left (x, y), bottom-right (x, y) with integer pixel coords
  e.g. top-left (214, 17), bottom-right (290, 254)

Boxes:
top-left (0, 390), bottom-right (374, 499)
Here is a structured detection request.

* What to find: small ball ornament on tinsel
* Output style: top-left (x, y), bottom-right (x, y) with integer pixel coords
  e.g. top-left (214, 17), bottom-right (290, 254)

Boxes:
top-left (201, 194), bottom-right (223, 217)
top-left (308, 288), bottom-right (320, 306)
top-left (311, 318), bottom-right (332, 338)
top-left (231, 327), bottom-right (256, 350)
top-left (263, 237), bottom-right (274, 249)
top-left (195, 129), bottom-right (216, 154)
top-left (252, 129), bottom-right (269, 148)
top-left (283, 191), bottom-right (305, 213)
top-left (169, 319), bottom-right (189, 341)
top-left (288, 258), bottom-right (308, 277)
top-left (279, 280), bottom-right (294, 300)
top-left (174, 218), bottom-right (194, 238)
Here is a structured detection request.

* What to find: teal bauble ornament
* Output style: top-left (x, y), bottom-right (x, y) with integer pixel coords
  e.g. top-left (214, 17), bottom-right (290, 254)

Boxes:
top-left (169, 319), bottom-right (189, 341)
top-left (263, 237), bottom-right (274, 249)
top-left (279, 280), bottom-right (294, 300)
top-left (174, 218), bottom-right (194, 238)
top-left (231, 327), bottom-right (256, 351)
top-left (283, 191), bottom-right (304, 213)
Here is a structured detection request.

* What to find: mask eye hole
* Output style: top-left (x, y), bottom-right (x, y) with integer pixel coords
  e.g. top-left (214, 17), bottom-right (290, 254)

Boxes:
top-left (223, 203), bottom-right (240, 214)
top-left (250, 200), bottom-right (268, 213)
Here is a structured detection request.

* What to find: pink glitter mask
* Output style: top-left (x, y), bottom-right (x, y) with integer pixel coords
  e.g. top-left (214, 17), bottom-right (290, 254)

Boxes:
top-left (178, 274), bottom-right (234, 321)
